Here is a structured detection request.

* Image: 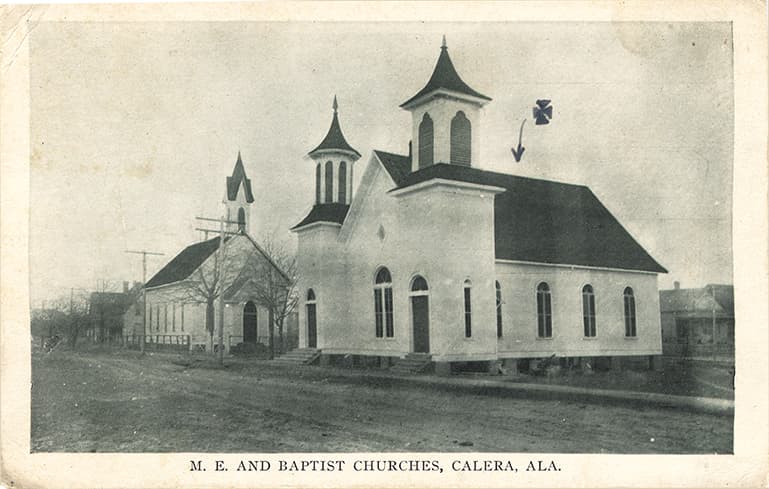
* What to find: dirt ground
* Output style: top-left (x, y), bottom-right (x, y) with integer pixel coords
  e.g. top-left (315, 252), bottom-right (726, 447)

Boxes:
top-left (31, 349), bottom-right (733, 453)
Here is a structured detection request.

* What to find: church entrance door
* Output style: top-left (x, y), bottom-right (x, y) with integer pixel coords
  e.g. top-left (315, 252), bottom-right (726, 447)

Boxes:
top-left (243, 301), bottom-right (257, 343)
top-left (306, 304), bottom-right (317, 348)
top-left (410, 275), bottom-right (430, 353)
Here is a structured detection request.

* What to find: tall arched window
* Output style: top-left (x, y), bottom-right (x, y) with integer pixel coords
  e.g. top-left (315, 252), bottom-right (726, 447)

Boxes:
top-left (315, 163), bottom-right (321, 204)
top-left (338, 161), bottom-right (347, 203)
top-left (374, 268), bottom-right (394, 338)
top-left (306, 289), bottom-right (317, 349)
top-left (536, 282), bottom-right (552, 338)
top-left (324, 161), bottom-right (333, 203)
top-left (582, 285), bottom-right (596, 337)
top-left (418, 113), bottom-right (434, 169)
top-left (463, 279), bottom-right (472, 338)
top-left (624, 287), bottom-right (637, 337)
top-left (237, 207), bottom-right (246, 232)
top-left (495, 281), bottom-right (503, 338)
top-left (450, 111), bottom-right (471, 166)
top-left (307, 289), bottom-right (316, 302)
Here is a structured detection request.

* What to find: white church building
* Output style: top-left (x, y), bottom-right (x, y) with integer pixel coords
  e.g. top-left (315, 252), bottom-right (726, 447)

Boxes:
top-left (292, 39), bottom-right (667, 374)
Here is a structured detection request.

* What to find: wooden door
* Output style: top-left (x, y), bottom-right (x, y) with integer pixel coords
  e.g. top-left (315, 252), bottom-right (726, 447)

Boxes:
top-left (243, 301), bottom-right (257, 343)
top-left (412, 295), bottom-right (430, 353)
top-left (306, 304), bottom-right (317, 348)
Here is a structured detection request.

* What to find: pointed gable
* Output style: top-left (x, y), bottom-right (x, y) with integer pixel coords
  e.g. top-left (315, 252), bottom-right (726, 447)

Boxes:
top-left (226, 152), bottom-right (255, 203)
top-left (400, 39), bottom-right (491, 109)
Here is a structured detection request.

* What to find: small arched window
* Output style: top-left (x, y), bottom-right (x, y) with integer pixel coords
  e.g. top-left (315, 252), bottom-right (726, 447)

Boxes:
top-left (624, 287), bottom-right (637, 337)
top-left (338, 161), bottom-right (347, 203)
top-left (315, 163), bottom-right (321, 204)
top-left (495, 281), bottom-right (503, 338)
top-left (463, 279), bottom-right (472, 338)
top-left (450, 111), bottom-right (472, 166)
top-left (374, 268), bottom-right (394, 338)
top-left (411, 275), bottom-right (428, 293)
top-left (237, 207), bottom-right (246, 232)
top-left (324, 161), bottom-right (333, 204)
top-left (582, 285), bottom-right (596, 337)
top-left (307, 289), bottom-right (316, 302)
top-left (418, 113), bottom-right (434, 169)
top-left (536, 282), bottom-right (552, 338)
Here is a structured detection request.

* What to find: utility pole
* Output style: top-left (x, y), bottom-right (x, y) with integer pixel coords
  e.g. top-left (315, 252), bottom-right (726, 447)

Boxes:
top-left (195, 215), bottom-right (240, 364)
top-left (126, 250), bottom-right (165, 353)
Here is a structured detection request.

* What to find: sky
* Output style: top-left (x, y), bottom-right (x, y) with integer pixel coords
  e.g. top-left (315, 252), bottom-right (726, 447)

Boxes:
top-left (29, 21), bottom-right (733, 305)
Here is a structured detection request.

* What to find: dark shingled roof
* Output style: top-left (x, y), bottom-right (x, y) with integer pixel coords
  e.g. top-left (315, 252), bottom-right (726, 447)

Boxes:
top-left (292, 203), bottom-right (350, 230)
top-left (375, 150), bottom-right (412, 185)
top-left (227, 152), bottom-right (255, 203)
top-left (308, 100), bottom-right (360, 158)
top-left (146, 236), bottom-right (230, 288)
top-left (400, 43), bottom-right (491, 108)
top-left (389, 162), bottom-right (667, 273)
top-left (660, 284), bottom-right (734, 314)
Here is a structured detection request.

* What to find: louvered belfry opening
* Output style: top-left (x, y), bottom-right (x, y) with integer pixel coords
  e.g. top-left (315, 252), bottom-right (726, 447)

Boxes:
top-left (450, 111), bottom-right (471, 166)
top-left (418, 113), bottom-right (434, 169)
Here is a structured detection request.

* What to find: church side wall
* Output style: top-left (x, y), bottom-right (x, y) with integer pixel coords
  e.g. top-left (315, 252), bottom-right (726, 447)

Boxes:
top-left (495, 261), bottom-right (662, 358)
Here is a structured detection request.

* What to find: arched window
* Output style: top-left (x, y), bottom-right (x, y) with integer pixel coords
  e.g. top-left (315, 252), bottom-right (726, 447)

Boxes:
top-left (582, 285), bottom-right (596, 337)
top-left (411, 275), bottom-right (428, 293)
top-left (374, 268), bottom-right (394, 338)
top-left (324, 161), bottom-right (333, 204)
top-left (624, 287), bottom-right (637, 337)
top-left (450, 111), bottom-right (472, 166)
top-left (307, 289), bottom-right (316, 302)
top-left (536, 282), bottom-right (552, 338)
top-left (338, 161), bottom-right (347, 203)
top-left (495, 281), bottom-right (503, 338)
top-left (237, 207), bottom-right (246, 232)
top-left (315, 163), bottom-right (321, 204)
top-left (463, 279), bottom-right (472, 338)
top-left (418, 113), bottom-right (434, 169)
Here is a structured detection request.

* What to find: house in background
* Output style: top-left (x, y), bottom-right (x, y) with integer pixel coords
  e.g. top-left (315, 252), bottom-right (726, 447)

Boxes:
top-left (659, 283), bottom-right (734, 359)
top-left (292, 38), bottom-right (667, 375)
top-left (143, 153), bottom-right (291, 353)
top-left (87, 281), bottom-right (142, 342)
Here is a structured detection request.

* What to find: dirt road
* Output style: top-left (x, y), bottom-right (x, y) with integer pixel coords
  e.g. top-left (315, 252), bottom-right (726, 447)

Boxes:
top-left (31, 350), bottom-right (732, 453)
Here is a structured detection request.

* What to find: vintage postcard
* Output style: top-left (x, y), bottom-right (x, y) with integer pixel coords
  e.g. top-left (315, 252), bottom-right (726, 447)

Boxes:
top-left (1, 2), bottom-right (767, 488)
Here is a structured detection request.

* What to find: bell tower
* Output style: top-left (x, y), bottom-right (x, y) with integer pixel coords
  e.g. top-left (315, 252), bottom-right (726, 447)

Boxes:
top-left (224, 151), bottom-right (255, 234)
top-left (400, 36), bottom-right (491, 172)
top-left (307, 96), bottom-right (361, 206)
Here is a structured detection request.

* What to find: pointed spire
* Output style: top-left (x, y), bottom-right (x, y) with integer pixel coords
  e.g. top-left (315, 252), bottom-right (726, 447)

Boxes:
top-left (308, 95), bottom-right (361, 158)
top-left (227, 150), bottom-right (254, 203)
top-left (400, 39), bottom-right (491, 109)
top-left (236, 150), bottom-right (242, 164)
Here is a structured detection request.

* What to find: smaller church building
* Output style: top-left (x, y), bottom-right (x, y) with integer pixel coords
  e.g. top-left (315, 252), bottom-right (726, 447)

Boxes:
top-left (292, 39), bottom-right (667, 373)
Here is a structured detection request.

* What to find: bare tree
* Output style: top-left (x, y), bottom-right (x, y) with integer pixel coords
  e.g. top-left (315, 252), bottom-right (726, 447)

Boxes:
top-left (243, 235), bottom-right (297, 358)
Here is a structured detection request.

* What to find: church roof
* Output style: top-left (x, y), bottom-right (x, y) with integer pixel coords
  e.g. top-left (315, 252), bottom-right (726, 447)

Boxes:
top-left (145, 236), bottom-right (230, 288)
top-left (374, 150), bottom-right (412, 185)
top-left (400, 40), bottom-right (491, 109)
top-left (292, 203), bottom-right (350, 230)
top-left (308, 97), bottom-right (361, 158)
top-left (227, 152), bottom-right (255, 203)
top-left (386, 161), bottom-right (667, 274)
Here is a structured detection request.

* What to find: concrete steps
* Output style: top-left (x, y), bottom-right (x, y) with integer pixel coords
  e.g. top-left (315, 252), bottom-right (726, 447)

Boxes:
top-left (390, 353), bottom-right (432, 375)
top-left (273, 348), bottom-right (321, 366)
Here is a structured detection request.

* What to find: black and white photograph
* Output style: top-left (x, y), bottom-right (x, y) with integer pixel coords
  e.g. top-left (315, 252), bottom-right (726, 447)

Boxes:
top-left (1, 3), bottom-right (767, 488)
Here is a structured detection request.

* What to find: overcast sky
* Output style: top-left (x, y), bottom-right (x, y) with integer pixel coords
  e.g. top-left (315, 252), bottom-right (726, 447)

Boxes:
top-left (29, 21), bottom-right (733, 305)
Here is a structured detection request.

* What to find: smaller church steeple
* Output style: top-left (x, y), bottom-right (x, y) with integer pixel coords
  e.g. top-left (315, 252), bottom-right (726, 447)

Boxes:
top-left (225, 151), bottom-right (254, 234)
top-left (307, 96), bottom-right (360, 206)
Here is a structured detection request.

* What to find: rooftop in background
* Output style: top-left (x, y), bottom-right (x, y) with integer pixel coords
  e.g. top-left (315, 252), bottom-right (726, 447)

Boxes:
top-left (145, 236), bottom-right (230, 289)
top-left (400, 37), bottom-right (491, 109)
top-left (660, 284), bottom-right (734, 315)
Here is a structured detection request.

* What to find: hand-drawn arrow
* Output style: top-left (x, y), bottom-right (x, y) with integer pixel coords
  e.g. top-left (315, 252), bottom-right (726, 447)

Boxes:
top-left (511, 119), bottom-right (526, 162)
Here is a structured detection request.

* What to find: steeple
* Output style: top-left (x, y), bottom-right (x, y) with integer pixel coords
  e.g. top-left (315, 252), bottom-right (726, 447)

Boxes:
top-left (307, 96), bottom-right (361, 207)
top-left (308, 96), bottom-right (361, 159)
top-left (401, 38), bottom-right (492, 171)
top-left (400, 37), bottom-right (491, 110)
top-left (225, 151), bottom-right (254, 233)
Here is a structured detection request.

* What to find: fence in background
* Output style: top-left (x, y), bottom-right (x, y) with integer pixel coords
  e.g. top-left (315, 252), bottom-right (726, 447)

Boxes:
top-left (125, 335), bottom-right (190, 353)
